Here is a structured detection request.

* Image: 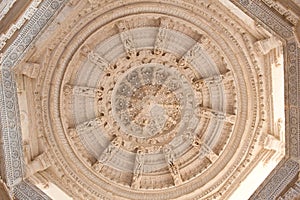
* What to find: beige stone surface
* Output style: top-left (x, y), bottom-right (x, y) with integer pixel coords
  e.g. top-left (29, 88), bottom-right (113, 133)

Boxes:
top-left (0, 0), bottom-right (299, 199)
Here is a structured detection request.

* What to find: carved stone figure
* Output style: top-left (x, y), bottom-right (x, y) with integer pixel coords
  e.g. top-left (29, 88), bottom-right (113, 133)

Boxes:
top-left (225, 114), bottom-right (236, 124)
top-left (76, 118), bottom-right (101, 134)
top-left (98, 137), bottom-right (122, 165)
top-left (205, 75), bottom-right (223, 85)
top-left (131, 149), bottom-right (145, 189)
top-left (115, 98), bottom-right (127, 111)
top-left (169, 161), bottom-right (182, 185)
top-left (166, 77), bottom-right (181, 91)
top-left (80, 44), bottom-right (91, 56)
top-left (192, 136), bottom-right (202, 148)
top-left (74, 86), bottom-right (103, 98)
top-left (63, 85), bottom-right (103, 98)
top-left (163, 145), bottom-right (182, 185)
top-left (277, 118), bottom-right (284, 137)
top-left (67, 128), bottom-right (78, 139)
top-left (117, 82), bottom-right (131, 97)
top-left (221, 71), bottom-right (234, 82)
top-left (184, 43), bottom-right (202, 62)
top-left (198, 108), bottom-right (213, 118)
top-left (117, 21), bottom-right (136, 56)
top-left (154, 18), bottom-right (170, 54)
top-left (88, 51), bottom-right (108, 71)
top-left (163, 145), bottom-right (175, 165)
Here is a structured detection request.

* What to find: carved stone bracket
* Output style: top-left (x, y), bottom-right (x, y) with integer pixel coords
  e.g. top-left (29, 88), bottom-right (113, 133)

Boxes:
top-left (117, 21), bottom-right (136, 56)
top-left (261, 133), bottom-right (284, 164)
top-left (25, 152), bottom-right (51, 179)
top-left (192, 137), bottom-right (218, 162)
top-left (93, 137), bottom-right (122, 172)
top-left (264, 134), bottom-right (284, 151)
top-left (179, 43), bottom-right (202, 67)
top-left (14, 62), bottom-right (40, 79)
top-left (80, 45), bottom-right (109, 71)
top-left (197, 107), bottom-right (236, 124)
top-left (163, 145), bottom-right (182, 186)
top-left (63, 84), bottom-right (103, 98)
top-left (154, 18), bottom-right (171, 54)
top-left (192, 70), bottom-right (234, 88)
top-left (76, 118), bottom-right (101, 135)
top-left (254, 36), bottom-right (282, 55)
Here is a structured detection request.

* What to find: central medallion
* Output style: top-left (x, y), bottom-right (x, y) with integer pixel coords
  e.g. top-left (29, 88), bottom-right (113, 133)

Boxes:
top-left (112, 64), bottom-right (188, 142)
top-left (129, 84), bottom-right (181, 137)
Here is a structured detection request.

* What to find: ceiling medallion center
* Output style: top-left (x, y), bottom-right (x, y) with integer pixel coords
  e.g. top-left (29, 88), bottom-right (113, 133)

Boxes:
top-left (112, 64), bottom-right (194, 145)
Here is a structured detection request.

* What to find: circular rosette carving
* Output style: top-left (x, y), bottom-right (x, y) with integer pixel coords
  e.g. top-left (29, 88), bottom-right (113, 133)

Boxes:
top-left (40, 5), bottom-right (261, 199)
top-left (111, 64), bottom-right (195, 146)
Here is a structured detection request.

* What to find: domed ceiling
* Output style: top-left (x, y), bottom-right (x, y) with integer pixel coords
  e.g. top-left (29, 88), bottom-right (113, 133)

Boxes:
top-left (25, 1), bottom-right (279, 199)
top-left (0, 0), bottom-right (299, 200)
top-left (59, 13), bottom-right (240, 196)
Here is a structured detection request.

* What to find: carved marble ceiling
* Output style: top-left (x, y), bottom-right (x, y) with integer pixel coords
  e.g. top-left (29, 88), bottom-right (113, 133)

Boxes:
top-left (0, 0), bottom-right (299, 200)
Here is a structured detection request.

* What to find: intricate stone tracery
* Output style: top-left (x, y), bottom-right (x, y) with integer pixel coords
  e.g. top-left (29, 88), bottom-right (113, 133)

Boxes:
top-left (112, 64), bottom-right (186, 141)
top-left (0, 0), bottom-right (294, 199)
top-left (29, 3), bottom-right (268, 198)
top-left (48, 9), bottom-right (250, 196)
top-left (50, 9), bottom-right (251, 197)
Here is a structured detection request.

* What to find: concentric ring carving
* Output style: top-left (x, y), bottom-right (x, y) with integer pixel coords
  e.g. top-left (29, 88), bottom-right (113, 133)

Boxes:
top-left (60, 14), bottom-right (239, 193)
top-left (36, 2), bottom-right (266, 199)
